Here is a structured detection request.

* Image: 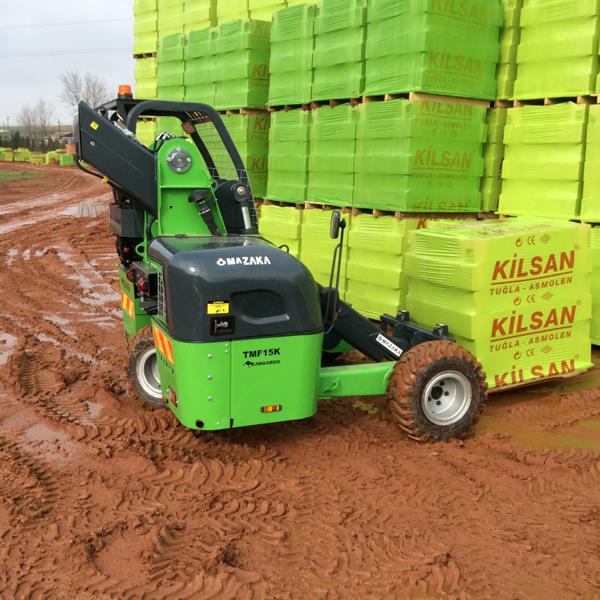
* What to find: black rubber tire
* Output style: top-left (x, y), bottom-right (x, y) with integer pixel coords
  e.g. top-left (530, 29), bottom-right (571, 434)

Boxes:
top-left (388, 341), bottom-right (487, 442)
top-left (128, 326), bottom-right (166, 409)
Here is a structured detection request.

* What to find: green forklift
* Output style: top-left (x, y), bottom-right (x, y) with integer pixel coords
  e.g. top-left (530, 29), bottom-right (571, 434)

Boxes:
top-left (74, 91), bottom-right (487, 442)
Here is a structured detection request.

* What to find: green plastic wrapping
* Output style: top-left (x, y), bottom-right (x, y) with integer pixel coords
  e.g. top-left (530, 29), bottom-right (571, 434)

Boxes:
top-left (134, 9), bottom-right (158, 54)
top-left (214, 20), bottom-right (271, 109)
top-left (312, 0), bottom-right (366, 101)
top-left (158, 0), bottom-right (184, 37)
top-left (220, 113), bottom-right (270, 197)
top-left (249, 0), bottom-right (286, 20)
top-left (499, 103), bottom-right (587, 218)
top-left (405, 218), bottom-right (593, 389)
top-left (184, 28), bottom-right (217, 104)
top-left (300, 209), bottom-right (350, 293)
top-left (217, 0), bottom-right (249, 22)
top-left (135, 57), bottom-right (158, 99)
top-left (480, 108), bottom-right (507, 212)
top-left (514, 0), bottom-right (600, 99)
top-left (592, 227), bottom-right (600, 345)
top-left (156, 116), bottom-right (184, 136)
top-left (364, 0), bottom-right (502, 101)
top-left (258, 204), bottom-right (303, 258)
top-left (307, 104), bottom-right (357, 207)
top-left (353, 98), bottom-right (486, 212)
top-left (183, 0), bottom-right (216, 34)
top-left (135, 0), bottom-right (157, 14)
top-left (269, 4), bottom-right (315, 105)
top-left (137, 119), bottom-right (158, 147)
top-left (496, 0), bottom-right (522, 99)
top-left (266, 109), bottom-right (311, 202)
top-left (157, 34), bottom-right (185, 100)
top-left (581, 105), bottom-right (600, 221)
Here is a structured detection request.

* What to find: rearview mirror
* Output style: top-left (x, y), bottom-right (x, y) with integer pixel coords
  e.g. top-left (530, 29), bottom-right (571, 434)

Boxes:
top-left (330, 210), bottom-right (346, 239)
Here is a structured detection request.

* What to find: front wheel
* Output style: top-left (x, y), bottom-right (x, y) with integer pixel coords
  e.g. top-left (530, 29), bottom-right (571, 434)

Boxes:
top-left (128, 327), bottom-right (166, 409)
top-left (388, 341), bottom-right (487, 442)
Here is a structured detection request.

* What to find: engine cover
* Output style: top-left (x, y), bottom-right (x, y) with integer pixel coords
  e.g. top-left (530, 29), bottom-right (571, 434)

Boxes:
top-left (149, 236), bottom-right (323, 342)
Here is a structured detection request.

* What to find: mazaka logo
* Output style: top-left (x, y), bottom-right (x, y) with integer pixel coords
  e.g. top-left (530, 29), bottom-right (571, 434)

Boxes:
top-left (216, 256), bottom-right (272, 267)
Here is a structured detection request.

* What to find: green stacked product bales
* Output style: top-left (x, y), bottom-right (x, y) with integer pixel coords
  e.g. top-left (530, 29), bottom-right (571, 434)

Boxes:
top-left (185, 27), bottom-right (217, 104)
top-left (363, 0), bottom-right (502, 101)
top-left (0, 149), bottom-right (13, 161)
top-left (267, 109), bottom-right (311, 202)
top-left (299, 208), bottom-right (350, 291)
top-left (406, 219), bottom-right (593, 390)
top-left (183, 0), bottom-right (216, 34)
top-left (135, 57), bottom-right (158, 99)
top-left (214, 19), bottom-right (271, 109)
top-left (513, 0), bottom-right (600, 99)
top-left (217, 0), bottom-right (249, 24)
top-left (258, 203), bottom-right (303, 258)
top-left (158, 0), bottom-right (184, 38)
top-left (137, 120), bottom-right (158, 147)
top-left (312, 0), bottom-right (366, 101)
top-left (497, 0), bottom-right (522, 99)
top-left (498, 103), bottom-right (587, 218)
top-left (249, 0), bottom-right (286, 21)
top-left (13, 148), bottom-right (30, 162)
top-left (269, 4), bottom-right (315, 106)
top-left (353, 97), bottom-right (487, 212)
top-left (481, 108), bottom-right (507, 212)
top-left (307, 103), bottom-right (356, 207)
top-left (134, 0), bottom-right (158, 54)
top-left (592, 228), bottom-right (600, 345)
top-left (345, 215), bottom-right (417, 319)
top-left (157, 33), bottom-right (186, 100)
top-left (221, 112), bottom-right (270, 197)
top-left (581, 104), bottom-right (600, 221)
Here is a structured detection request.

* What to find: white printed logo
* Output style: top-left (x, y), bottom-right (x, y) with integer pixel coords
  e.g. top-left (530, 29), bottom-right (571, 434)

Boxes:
top-left (216, 256), bottom-right (272, 267)
top-left (375, 334), bottom-right (403, 358)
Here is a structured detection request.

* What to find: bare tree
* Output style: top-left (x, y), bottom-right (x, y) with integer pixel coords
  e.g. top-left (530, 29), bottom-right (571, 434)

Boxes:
top-left (17, 105), bottom-right (36, 140)
top-left (35, 99), bottom-right (54, 139)
top-left (60, 71), bottom-right (110, 108)
top-left (17, 99), bottom-right (54, 149)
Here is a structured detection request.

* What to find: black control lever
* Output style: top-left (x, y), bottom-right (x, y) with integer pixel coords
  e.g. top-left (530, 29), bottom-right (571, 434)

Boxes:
top-left (189, 189), bottom-right (222, 236)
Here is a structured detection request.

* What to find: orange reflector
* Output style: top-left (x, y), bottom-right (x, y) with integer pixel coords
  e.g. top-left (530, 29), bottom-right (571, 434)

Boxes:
top-left (168, 387), bottom-right (177, 406)
top-left (260, 405), bottom-right (282, 413)
top-left (118, 84), bottom-right (133, 97)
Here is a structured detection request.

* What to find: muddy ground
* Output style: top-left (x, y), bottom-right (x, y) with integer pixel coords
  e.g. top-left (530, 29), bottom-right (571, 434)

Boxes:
top-left (1, 163), bottom-right (600, 599)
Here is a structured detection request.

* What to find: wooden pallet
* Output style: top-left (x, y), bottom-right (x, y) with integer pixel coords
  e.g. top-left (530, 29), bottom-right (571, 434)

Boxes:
top-left (349, 207), bottom-right (487, 221)
top-left (310, 98), bottom-right (361, 109)
top-left (267, 103), bottom-right (311, 112)
top-left (217, 107), bottom-right (269, 116)
top-left (259, 198), bottom-right (305, 209)
top-left (494, 95), bottom-right (598, 108)
top-left (133, 52), bottom-right (157, 59)
top-left (363, 91), bottom-right (490, 109)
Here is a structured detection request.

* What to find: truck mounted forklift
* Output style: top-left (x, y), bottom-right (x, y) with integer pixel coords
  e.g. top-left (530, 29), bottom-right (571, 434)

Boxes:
top-left (74, 90), bottom-right (487, 441)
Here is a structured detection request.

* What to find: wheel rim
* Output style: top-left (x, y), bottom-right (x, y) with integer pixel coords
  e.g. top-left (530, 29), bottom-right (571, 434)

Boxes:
top-left (136, 347), bottom-right (162, 399)
top-left (421, 370), bottom-right (472, 427)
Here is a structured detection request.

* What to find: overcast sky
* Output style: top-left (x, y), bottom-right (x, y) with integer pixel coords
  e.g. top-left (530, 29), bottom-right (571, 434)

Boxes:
top-left (0, 0), bottom-right (134, 127)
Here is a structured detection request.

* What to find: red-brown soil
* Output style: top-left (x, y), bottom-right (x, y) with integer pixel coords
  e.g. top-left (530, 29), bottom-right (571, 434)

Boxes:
top-left (1, 163), bottom-right (600, 599)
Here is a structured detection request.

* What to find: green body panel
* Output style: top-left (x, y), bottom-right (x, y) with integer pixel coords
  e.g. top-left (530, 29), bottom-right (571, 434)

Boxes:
top-left (119, 267), bottom-right (151, 338)
top-left (318, 362), bottom-right (395, 399)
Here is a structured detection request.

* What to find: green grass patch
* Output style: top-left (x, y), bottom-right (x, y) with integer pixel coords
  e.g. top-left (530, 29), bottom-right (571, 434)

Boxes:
top-left (0, 170), bottom-right (45, 183)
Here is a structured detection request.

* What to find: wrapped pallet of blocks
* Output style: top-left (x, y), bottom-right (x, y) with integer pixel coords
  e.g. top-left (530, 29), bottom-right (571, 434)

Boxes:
top-left (221, 112), bottom-right (270, 197)
top-left (481, 108), bottom-right (507, 212)
top-left (363, 0), bottom-right (502, 101)
top-left (214, 20), bottom-right (271, 110)
top-left (307, 103), bottom-right (356, 207)
top-left (183, 0), bottom-right (216, 34)
top-left (267, 109), bottom-right (310, 203)
top-left (312, 0), bottom-right (366, 101)
top-left (137, 119), bottom-right (158, 147)
top-left (580, 104), bottom-right (600, 221)
top-left (406, 219), bottom-right (593, 390)
top-left (258, 204), bottom-right (303, 258)
top-left (249, 0), bottom-right (286, 21)
top-left (592, 228), bottom-right (600, 346)
top-left (269, 4), bottom-right (315, 106)
top-left (353, 96), bottom-right (487, 212)
top-left (185, 28), bottom-right (217, 105)
top-left (345, 215), bottom-right (414, 319)
top-left (497, 0), bottom-right (523, 99)
top-left (299, 208), bottom-right (350, 292)
top-left (513, 0), bottom-right (600, 99)
top-left (135, 57), bottom-right (158, 99)
top-left (134, 0), bottom-right (158, 54)
top-left (158, 0), bottom-right (184, 38)
top-left (157, 33), bottom-right (186, 100)
top-left (498, 103), bottom-right (587, 219)
top-left (217, 0), bottom-right (249, 23)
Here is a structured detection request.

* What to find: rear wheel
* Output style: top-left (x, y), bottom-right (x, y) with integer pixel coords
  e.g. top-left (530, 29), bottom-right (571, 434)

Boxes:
top-left (128, 327), bottom-right (166, 408)
top-left (388, 341), bottom-right (486, 441)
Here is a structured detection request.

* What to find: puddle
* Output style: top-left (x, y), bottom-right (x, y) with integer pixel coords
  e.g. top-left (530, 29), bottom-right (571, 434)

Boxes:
top-left (5, 248), bottom-right (18, 265)
top-left (44, 315), bottom-right (76, 336)
top-left (60, 199), bottom-right (107, 218)
top-left (23, 423), bottom-right (77, 459)
top-left (86, 400), bottom-right (103, 418)
top-left (0, 332), bottom-right (18, 365)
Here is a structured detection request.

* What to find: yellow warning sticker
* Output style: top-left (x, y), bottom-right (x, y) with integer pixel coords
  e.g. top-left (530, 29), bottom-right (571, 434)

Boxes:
top-left (207, 301), bottom-right (230, 315)
top-left (90, 121), bottom-right (100, 130)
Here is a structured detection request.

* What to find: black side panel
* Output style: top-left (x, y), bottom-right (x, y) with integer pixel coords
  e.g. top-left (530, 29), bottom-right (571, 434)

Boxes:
top-left (75, 101), bottom-right (158, 216)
